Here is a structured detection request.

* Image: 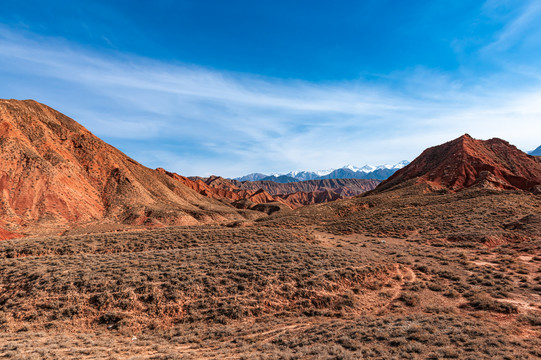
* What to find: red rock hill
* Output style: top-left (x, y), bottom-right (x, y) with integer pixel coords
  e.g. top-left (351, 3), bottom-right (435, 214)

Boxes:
top-left (0, 99), bottom-right (245, 236)
top-left (181, 175), bottom-right (369, 209)
top-left (277, 189), bottom-right (342, 208)
top-left (156, 169), bottom-right (292, 208)
top-left (377, 134), bottom-right (541, 193)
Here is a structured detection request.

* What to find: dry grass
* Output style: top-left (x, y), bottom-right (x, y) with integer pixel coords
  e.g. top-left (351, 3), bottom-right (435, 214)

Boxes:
top-left (262, 186), bottom-right (541, 244)
top-left (0, 227), bottom-right (399, 334)
top-left (1, 313), bottom-right (540, 359)
top-left (1, 188), bottom-right (540, 358)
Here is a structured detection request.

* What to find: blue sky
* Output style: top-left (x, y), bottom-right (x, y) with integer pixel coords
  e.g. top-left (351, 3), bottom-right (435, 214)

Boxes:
top-left (1, 0), bottom-right (541, 177)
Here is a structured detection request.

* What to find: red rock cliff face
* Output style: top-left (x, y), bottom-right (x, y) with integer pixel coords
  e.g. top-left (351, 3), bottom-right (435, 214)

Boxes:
top-left (0, 99), bottom-right (244, 235)
top-left (377, 134), bottom-right (541, 193)
top-left (156, 168), bottom-right (294, 208)
top-left (156, 169), bottom-right (293, 208)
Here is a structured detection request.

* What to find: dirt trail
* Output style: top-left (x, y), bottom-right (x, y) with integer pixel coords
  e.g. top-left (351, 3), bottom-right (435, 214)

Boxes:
top-left (313, 231), bottom-right (418, 313)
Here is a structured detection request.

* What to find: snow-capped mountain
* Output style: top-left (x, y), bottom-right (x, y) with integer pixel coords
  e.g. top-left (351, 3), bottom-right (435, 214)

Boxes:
top-left (315, 168), bottom-right (336, 176)
top-left (234, 161), bottom-right (410, 183)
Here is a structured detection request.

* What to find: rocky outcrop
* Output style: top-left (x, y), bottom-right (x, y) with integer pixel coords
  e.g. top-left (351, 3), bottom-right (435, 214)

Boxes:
top-left (376, 134), bottom-right (541, 193)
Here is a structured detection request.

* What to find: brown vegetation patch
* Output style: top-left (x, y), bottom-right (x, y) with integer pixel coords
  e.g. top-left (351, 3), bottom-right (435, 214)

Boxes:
top-left (0, 226), bottom-right (401, 333)
top-left (263, 186), bottom-right (541, 244)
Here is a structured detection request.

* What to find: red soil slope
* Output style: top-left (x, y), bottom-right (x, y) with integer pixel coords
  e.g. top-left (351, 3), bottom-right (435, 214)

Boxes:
top-left (377, 134), bottom-right (541, 193)
top-left (0, 227), bottom-right (22, 240)
top-left (0, 99), bottom-right (245, 235)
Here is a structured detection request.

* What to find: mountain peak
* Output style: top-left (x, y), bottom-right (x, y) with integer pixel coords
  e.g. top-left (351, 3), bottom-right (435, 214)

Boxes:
top-left (377, 135), bottom-right (541, 192)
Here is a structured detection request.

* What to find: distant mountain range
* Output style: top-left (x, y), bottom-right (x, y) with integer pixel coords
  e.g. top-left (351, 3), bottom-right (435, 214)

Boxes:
top-left (235, 161), bottom-right (410, 183)
top-left (530, 146), bottom-right (541, 156)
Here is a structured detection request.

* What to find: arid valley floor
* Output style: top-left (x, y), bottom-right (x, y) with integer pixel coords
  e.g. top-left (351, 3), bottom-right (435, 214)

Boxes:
top-left (1, 187), bottom-right (541, 359)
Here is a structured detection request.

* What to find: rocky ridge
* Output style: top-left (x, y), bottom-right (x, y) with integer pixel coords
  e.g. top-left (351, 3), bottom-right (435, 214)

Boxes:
top-left (230, 178), bottom-right (380, 197)
top-left (376, 134), bottom-right (541, 193)
top-left (182, 175), bottom-right (379, 209)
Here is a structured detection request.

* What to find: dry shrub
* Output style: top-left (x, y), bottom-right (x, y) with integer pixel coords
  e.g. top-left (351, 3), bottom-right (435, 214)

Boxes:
top-left (466, 293), bottom-right (518, 314)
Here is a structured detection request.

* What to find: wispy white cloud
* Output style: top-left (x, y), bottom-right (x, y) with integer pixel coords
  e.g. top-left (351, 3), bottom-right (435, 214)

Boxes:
top-left (0, 26), bottom-right (540, 177)
top-left (482, 0), bottom-right (541, 52)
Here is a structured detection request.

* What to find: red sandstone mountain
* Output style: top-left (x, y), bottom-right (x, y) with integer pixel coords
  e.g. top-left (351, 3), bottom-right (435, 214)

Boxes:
top-left (277, 189), bottom-right (342, 208)
top-left (186, 176), bottom-right (379, 208)
top-left (0, 99), bottom-right (247, 236)
top-left (377, 134), bottom-right (541, 193)
top-left (156, 169), bottom-right (292, 208)
top-left (205, 175), bottom-right (242, 192)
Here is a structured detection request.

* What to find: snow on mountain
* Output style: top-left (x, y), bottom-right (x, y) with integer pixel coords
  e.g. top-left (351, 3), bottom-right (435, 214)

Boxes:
top-left (373, 162), bottom-right (408, 170)
top-left (353, 161), bottom-right (410, 173)
top-left (234, 161), bottom-right (410, 182)
top-left (356, 161), bottom-right (409, 172)
top-left (359, 165), bottom-right (377, 172)
top-left (283, 171), bottom-right (321, 181)
top-left (343, 164), bottom-right (360, 172)
top-left (393, 160), bottom-right (410, 168)
top-left (315, 168), bottom-right (336, 176)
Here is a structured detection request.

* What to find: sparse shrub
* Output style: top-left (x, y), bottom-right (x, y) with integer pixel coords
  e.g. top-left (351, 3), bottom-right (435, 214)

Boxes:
top-left (466, 293), bottom-right (518, 314)
top-left (424, 305), bottom-right (455, 314)
top-left (1, 210), bottom-right (540, 358)
top-left (399, 292), bottom-right (420, 307)
top-left (443, 289), bottom-right (459, 298)
top-left (405, 281), bottom-right (426, 292)
top-left (518, 311), bottom-right (541, 326)
top-left (0, 311), bottom-right (10, 330)
top-left (98, 311), bottom-right (124, 326)
top-left (61, 305), bottom-right (81, 319)
top-left (427, 282), bottom-right (444, 292)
